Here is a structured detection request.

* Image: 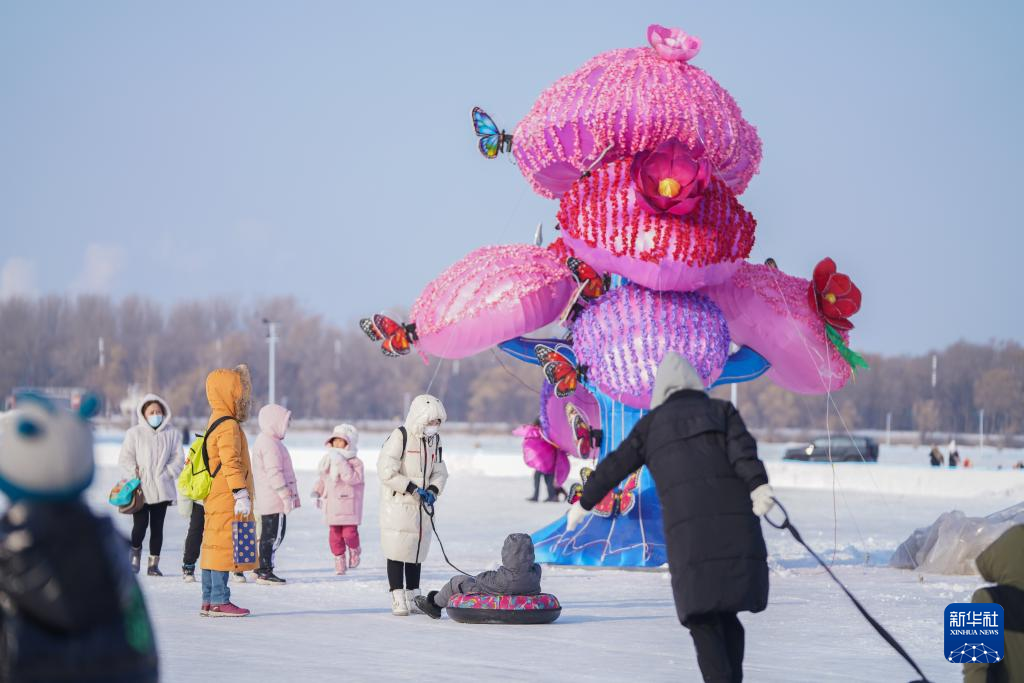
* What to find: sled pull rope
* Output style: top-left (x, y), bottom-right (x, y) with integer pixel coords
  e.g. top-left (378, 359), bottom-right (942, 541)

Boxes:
top-left (421, 500), bottom-right (472, 577)
top-left (765, 498), bottom-right (933, 683)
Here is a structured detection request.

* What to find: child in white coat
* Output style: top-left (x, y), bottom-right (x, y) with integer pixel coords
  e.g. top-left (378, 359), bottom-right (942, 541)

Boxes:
top-left (311, 424), bottom-right (364, 575)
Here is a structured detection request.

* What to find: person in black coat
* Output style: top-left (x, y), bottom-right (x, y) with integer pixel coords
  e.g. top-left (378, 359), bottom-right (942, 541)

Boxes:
top-left (567, 352), bottom-right (774, 683)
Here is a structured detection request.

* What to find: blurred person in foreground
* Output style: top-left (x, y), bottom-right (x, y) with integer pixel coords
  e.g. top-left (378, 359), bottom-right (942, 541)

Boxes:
top-left (0, 394), bottom-right (158, 682)
top-left (963, 525), bottom-right (1023, 683)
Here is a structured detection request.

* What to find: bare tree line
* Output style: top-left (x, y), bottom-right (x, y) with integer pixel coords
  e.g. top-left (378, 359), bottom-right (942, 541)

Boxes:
top-left (0, 295), bottom-right (1020, 436)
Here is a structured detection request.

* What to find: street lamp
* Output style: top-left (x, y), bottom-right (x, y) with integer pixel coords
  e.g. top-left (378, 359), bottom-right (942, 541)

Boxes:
top-left (262, 318), bottom-right (278, 405)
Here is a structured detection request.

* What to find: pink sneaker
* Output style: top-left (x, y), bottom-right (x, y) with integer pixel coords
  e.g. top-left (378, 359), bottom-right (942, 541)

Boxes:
top-left (207, 602), bottom-right (250, 617)
top-left (334, 555), bottom-right (347, 575)
top-left (200, 602), bottom-right (211, 616)
top-left (348, 546), bottom-right (360, 569)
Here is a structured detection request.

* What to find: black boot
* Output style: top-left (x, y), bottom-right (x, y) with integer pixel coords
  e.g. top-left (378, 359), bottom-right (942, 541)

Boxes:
top-left (182, 563), bottom-right (196, 583)
top-left (130, 546), bottom-right (142, 574)
top-left (415, 591), bottom-right (443, 620)
top-left (256, 570), bottom-right (286, 585)
top-left (147, 555), bottom-right (162, 577)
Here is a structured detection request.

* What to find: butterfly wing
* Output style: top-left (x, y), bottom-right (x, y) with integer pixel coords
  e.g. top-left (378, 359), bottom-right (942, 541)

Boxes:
top-left (472, 107), bottom-right (499, 136)
top-left (566, 404), bottom-right (592, 458)
top-left (566, 482), bottom-right (584, 506)
top-left (478, 134), bottom-right (500, 159)
top-left (567, 257), bottom-right (606, 300)
top-left (373, 314), bottom-right (411, 357)
top-left (359, 317), bottom-right (384, 342)
top-left (617, 469), bottom-right (642, 516)
top-left (592, 491), bottom-right (615, 517)
top-left (535, 345), bottom-right (577, 397)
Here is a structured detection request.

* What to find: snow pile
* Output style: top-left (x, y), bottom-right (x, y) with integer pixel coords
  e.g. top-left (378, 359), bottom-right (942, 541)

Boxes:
top-left (765, 461), bottom-right (1024, 499)
top-left (890, 502), bottom-right (1024, 574)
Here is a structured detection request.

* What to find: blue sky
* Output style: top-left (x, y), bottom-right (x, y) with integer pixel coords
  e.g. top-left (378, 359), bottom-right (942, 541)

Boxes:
top-left (1, 1), bottom-right (1021, 354)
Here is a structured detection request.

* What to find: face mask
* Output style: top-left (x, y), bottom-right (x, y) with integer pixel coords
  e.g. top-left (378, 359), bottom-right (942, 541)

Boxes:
top-left (422, 425), bottom-right (439, 437)
top-left (147, 414), bottom-right (164, 429)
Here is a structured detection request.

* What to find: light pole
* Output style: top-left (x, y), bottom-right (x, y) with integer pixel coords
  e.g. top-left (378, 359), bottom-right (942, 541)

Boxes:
top-left (262, 319), bottom-right (278, 405)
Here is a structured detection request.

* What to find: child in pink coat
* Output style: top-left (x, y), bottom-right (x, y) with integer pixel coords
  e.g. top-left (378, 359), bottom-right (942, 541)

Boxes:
top-left (311, 424), bottom-right (364, 575)
top-left (251, 403), bottom-right (300, 585)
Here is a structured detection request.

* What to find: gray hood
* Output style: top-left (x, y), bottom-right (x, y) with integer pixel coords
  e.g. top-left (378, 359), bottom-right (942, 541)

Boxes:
top-left (650, 352), bottom-right (705, 410)
top-left (501, 533), bottom-right (536, 573)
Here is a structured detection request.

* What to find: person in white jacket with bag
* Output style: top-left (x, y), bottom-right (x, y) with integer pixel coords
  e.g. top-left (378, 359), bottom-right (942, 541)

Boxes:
top-left (118, 393), bottom-right (184, 577)
top-left (378, 394), bottom-right (449, 616)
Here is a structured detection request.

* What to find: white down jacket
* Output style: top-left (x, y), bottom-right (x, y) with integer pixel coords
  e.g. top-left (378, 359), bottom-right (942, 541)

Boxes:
top-left (378, 394), bottom-right (450, 563)
top-left (118, 393), bottom-right (184, 504)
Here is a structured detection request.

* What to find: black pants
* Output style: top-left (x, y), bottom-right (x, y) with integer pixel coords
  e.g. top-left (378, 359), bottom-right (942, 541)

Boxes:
top-left (685, 612), bottom-right (745, 683)
top-left (386, 559), bottom-right (421, 591)
top-left (258, 513), bottom-right (286, 572)
top-left (531, 471), bottom-right (556, 500)
top-left (130, 501), bottom-right (170, 556)
top-left (182, 502), bottom-right (205, 567)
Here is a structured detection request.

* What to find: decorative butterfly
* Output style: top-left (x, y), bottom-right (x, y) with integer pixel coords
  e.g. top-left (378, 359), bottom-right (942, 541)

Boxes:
top-left (565, 403), bottom-right (596, 459)
top-left (472, 106), bottom-right (513, 159)
top-left (590, 468), bottom-right (642, 518)
top-left (566, 257), bottom-right (610, 300)
top-left (534, 343), bottom-right (583, 398)
top-left (359, 314), bottom-right (418, 357)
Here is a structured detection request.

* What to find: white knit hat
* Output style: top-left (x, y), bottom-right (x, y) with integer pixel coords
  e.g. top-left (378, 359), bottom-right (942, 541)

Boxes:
top-left (325, 423), bottom-right (359, 449)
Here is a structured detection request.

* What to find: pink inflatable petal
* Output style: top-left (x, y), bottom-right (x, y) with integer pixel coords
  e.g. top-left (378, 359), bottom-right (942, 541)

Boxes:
top-left (410, 245), bottom-right (576, 359)
top-left (702, 262), bottom-right (852, 394)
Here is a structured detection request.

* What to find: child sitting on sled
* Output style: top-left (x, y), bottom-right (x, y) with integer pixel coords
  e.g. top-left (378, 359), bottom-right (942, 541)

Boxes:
top-left (415, 532), bottom-right (541, 619)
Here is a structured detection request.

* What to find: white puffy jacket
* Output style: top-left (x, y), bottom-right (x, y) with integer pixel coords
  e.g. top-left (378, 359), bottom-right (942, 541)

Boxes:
top-left (378, 395), bottom-right (450, 563)
top-left (118, 393), bottom-right (184, 505)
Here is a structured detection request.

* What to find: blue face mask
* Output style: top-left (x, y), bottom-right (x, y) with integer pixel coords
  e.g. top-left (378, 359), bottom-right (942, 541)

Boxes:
top-left (147, 414), bottom-right (164, 429)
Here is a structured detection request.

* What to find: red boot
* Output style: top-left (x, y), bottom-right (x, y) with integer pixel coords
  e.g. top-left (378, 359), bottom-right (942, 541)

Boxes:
top-left (207, 602), bottom-right (250, 617)
top-left (200, 603), bottom-right (211, 617)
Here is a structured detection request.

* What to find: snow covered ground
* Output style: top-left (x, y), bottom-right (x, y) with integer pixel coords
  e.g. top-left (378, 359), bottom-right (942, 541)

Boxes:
top-left (83, 437), bottom-right (1024, 682)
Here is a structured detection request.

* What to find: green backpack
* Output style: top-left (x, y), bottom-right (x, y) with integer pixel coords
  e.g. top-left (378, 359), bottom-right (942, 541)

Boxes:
top-left (177, 416), bottom-right (235, 501)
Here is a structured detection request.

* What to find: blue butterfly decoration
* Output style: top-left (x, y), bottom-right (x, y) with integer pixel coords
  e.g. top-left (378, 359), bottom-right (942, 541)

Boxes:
top-left (472, 106), bottom-right (513, 159)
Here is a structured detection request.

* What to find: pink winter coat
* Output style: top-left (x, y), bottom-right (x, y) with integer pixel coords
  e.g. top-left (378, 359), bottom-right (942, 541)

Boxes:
top-left (251, 404), bottom-right (301, 516)
top-left (312, 449), bottom-right (365, 526)
top-left (514, 424), bottom-right (570, 487)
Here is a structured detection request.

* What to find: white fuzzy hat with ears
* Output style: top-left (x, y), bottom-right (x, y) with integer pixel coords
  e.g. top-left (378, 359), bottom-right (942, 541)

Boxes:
top-left (325, 423), bottom-right (359, 449)
top-left (0, 394), bottom-right (99, 501)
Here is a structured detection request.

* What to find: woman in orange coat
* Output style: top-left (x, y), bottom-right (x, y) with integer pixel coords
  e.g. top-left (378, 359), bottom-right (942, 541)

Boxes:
top-left (199, 365), bottom-right (257, 617)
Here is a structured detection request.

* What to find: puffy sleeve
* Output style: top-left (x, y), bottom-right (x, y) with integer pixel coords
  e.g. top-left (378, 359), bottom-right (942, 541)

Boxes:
top-left (428, 457), bottom-right (449, 497)
top-left (724, 404), bottom-right (768, 491)
top-left (337, 458), bottom-right (365, 485)
top-left (118, 428), bottom-right (139, 479)
top-left (580, 413), bottom-right (651, 510)
top-left (166, 429), bottom-right (185, 478)
top-left (377, 429), bottom-right (412, 495)
top-left (210, 421), bottom-right (246, 491)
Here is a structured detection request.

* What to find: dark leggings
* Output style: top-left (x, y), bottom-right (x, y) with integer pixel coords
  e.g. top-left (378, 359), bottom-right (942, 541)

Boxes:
top-left (131, 501), bottom-right (170, 556)
top-left (532, 470), bottom-right (556, 500)
top-left (182, 503), bottom-right (205, 567)
top-left (685, 612), bottom-right (745, 683)
top-left (386, 559), bottom-right (421, 591)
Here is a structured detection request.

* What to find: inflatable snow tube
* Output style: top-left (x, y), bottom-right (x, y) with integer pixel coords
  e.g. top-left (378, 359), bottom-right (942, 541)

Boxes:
top-left (445, 593), bottom-right (562, 625)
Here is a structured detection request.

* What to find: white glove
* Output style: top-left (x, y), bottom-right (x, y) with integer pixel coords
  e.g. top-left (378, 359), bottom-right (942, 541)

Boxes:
top-left (178, 497), bottom-right (194, 518)
top-left (566, 501), bottom-right (589, 531)
top-left (311, 493), bottom-right (322, 509)
top-left (750, 484), bottom-right (775, 517)
top-left (233, 489), bottom-right (251, 516)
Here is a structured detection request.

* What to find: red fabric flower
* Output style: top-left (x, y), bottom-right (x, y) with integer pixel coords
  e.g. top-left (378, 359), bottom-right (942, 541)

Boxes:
top-left (630, 138), bottom-right (710, 217)
top-left (807, 258), bottom-right (861, 331)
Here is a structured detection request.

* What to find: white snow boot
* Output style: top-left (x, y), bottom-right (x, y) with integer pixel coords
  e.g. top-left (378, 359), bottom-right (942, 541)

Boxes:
top-left (334, 555), bottom-right (347, 575)
top-left (390, 589), bottom-right (410, 616)
top-left (407, 588), bottom-right (424, 614)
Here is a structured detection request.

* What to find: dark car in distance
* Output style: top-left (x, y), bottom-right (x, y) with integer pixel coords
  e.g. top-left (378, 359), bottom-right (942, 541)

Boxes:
top-left (783, 436), bottom-right (879, 463)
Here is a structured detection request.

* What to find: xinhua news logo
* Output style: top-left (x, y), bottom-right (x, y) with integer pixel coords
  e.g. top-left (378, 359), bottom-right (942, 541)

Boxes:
top-left (944, 603), bottom-right (1004, 665)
